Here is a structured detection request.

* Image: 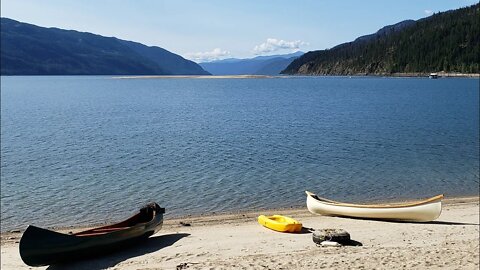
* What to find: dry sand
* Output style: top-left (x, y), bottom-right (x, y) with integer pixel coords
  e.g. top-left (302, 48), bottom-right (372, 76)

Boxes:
top-left (1, 197), bottom-right (479, 269)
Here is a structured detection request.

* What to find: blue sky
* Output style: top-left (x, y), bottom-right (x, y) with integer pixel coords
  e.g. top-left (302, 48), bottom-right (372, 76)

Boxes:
top-left (1, 0), bottom-right (477, 62)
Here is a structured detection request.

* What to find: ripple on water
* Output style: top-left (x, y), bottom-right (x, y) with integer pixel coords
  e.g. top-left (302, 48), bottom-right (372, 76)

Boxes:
top-left (1, 76), bottom-right (479, 231)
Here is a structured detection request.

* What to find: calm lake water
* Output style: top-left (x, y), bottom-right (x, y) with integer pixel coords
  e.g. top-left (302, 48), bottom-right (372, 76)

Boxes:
top-left (1, 76), bottom-right (479, 231)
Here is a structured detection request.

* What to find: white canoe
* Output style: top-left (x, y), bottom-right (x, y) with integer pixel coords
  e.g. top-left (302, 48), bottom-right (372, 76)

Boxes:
top-left (305, 191), bottom-right (443, 222)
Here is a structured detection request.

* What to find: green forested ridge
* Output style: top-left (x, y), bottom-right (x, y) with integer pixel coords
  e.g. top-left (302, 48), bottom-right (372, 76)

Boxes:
top-left (282, 4), bottom-right (479, 75)
top-left (0, 18), bottom-right (210, 75)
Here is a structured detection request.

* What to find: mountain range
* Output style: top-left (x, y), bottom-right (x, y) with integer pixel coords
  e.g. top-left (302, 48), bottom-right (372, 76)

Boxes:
top-left (282, 4), bottom-right (479, 75)
top-left (0, 18), bottom-right (209, 75)
top-left (2, 3), bottom-right (478, 77)
top-left (199, 51), bottom-right (303, 75)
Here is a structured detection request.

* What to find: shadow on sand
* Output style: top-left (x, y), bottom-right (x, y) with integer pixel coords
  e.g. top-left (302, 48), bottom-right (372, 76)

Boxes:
top-left (334, 216), bottom-right (479, 226)
top-left (392, 220), bottom-right (479, 226)
top-left (46, 233), bottom-right (190, 270)
top-left (297, 227), bottom-right (315, 234)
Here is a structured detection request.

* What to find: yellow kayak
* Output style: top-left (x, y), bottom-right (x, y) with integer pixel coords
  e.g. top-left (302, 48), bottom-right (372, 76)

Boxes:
top-left (258, 215), bottom-right (302, 233)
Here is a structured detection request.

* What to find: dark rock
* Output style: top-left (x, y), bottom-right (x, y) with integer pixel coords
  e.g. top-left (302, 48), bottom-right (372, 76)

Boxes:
top-left (312, 229), bottom-right (351, 244)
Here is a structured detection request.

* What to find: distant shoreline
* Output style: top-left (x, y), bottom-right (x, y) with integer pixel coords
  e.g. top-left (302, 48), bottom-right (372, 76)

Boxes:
top-left (112, 72), bottom-right (480, 79)
top-left (379, 72), bottom-right (479, 78)
top-left (1, 73), bottom-right (478, 78)
top-left (112, 75), bottom-right (277, 79)
top-left (284, 72), bottom-right (480, 78)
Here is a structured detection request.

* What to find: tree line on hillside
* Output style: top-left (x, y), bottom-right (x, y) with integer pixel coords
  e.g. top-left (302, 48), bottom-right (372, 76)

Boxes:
top-left (0, 18), bottom-right (209, 75)
top-left (283, 4), bottom-right (479, 75)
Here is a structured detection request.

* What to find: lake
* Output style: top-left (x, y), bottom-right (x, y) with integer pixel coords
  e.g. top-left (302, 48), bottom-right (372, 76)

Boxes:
top-left (1, 76), bottom-right (478, 231)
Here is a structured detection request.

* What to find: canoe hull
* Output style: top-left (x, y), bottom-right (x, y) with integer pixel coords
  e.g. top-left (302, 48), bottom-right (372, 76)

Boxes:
top-left (20, 203), bottom-right (164, 266)
top-left (306, 192), bottom-right (442, 222)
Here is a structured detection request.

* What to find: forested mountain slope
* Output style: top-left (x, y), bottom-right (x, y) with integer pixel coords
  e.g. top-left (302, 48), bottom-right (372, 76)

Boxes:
top-left (1, 18), bottom-right (209, 75)
top-left (282, 4), bottom-right (479, 75)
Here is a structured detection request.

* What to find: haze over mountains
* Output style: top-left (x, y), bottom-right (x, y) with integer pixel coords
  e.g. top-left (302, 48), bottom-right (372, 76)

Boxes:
top-left (199, 51), bottom-right (303, 75)
top-left (0, 18), bottom-right (209, 75)
top-left (282, 4), bottom-right (479, 75)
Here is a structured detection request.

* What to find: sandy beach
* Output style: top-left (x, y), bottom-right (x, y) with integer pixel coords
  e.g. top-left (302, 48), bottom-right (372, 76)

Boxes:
top-left (1, 197), bottom-right (478, 269)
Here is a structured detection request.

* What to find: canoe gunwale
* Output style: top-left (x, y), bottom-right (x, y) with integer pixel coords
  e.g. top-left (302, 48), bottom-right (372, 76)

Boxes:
top-left (74, 202), bottom-right (165, 237)
top-left (305, 191), bottom-right (443, 209)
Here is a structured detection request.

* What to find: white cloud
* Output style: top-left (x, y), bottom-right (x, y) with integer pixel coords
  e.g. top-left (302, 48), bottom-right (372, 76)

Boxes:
top-left (253, 38), bottom-right (308, 54)
top-left (424, 9), bottom-right (433, 16)
top-left (185, 48), bottom-right (231, 62)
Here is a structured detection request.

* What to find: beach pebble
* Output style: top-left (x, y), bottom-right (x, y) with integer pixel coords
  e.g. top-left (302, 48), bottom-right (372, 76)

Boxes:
top-left (320, 240), bottom-right (342, 247)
